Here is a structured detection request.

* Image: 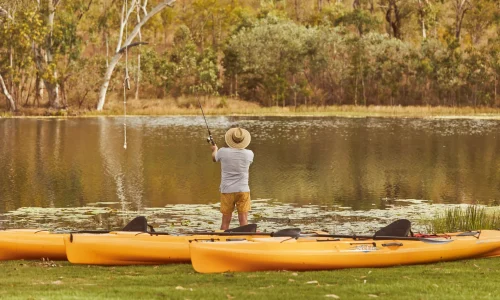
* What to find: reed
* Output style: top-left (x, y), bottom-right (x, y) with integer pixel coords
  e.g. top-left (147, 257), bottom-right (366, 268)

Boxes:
top-left (424, 205), bottom-right (500, 233)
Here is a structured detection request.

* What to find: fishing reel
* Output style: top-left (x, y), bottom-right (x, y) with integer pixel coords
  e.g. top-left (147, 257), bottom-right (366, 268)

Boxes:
top-left (207, 135), bottom-right (215, 145)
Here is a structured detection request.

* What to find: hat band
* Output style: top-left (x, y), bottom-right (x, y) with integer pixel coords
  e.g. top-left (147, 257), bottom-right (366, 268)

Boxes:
top-left (232, 135), bottom-right (244, 143)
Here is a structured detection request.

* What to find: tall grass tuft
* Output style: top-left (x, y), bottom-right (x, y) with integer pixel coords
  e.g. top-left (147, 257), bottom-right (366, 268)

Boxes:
top-left (424, 205), bottom-right (500, 233)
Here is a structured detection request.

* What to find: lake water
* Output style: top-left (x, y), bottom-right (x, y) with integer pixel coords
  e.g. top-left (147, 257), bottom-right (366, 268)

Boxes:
top-left (1, 116), bottom-right (499, 231)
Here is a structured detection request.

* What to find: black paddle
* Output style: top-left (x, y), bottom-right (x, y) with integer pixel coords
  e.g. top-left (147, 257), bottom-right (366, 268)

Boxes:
top-left (300, 233), bottom-right (451, 242)
top-left (143, 227), bottom-right (301, 237)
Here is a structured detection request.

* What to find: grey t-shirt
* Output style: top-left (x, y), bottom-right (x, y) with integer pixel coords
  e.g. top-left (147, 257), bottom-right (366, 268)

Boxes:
top-left (215, 147), bottom-right (254, 193)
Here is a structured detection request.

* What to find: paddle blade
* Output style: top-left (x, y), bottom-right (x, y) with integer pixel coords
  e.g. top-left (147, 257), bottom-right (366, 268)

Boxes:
top-left (374, 219), bottom-right (412, 237)
top-left (225, 224), bottom-right (258, 233)
top-left (272, 228), bottom-right (301, 238)
top-left (122, 216), bottom-right (149, 232)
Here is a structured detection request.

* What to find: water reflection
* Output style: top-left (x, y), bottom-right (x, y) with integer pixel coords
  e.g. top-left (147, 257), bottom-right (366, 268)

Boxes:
top-left (1, 116), bottom-right (500, 214)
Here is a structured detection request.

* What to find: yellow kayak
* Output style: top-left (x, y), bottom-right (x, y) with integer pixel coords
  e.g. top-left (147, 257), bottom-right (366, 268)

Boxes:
top-left (190, 230), bottom-right (500, 273)
top-left (0, 217), bottom-right (266, 263)
top-left (0, 229), bottom-right (67, 261)
top-left (64, 231), bottom-right (273, 265)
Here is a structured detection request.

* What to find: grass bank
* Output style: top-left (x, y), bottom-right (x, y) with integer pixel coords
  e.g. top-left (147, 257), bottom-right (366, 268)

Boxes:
top-left (3, 97), bottom-right (500, 118)
top-left (1, 258), bottom-right (499, 300)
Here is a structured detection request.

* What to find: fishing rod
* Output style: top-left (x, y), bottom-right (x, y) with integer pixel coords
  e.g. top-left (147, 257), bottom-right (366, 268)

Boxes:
top-left (197, 96), bottom-right (215, 145)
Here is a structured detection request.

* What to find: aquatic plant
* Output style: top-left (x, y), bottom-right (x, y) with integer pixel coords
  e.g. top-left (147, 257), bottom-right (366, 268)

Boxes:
top-left (424, 205), bottom-right (500, 233)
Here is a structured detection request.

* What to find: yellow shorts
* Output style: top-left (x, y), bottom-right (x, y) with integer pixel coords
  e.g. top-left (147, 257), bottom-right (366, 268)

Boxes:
top-left (220, 192), bottom-right (251, 214)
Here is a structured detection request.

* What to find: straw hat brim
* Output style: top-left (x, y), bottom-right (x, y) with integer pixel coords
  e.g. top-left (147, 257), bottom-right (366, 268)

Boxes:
top-left (225, 128), bottom-right (251, 149)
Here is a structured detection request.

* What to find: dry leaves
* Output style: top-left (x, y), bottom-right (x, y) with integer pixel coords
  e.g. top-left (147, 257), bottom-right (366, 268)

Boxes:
top-left (325, 294), bottom-right (340, 299)
top-left (258, 285), bottom-right (274, 289)
top-left (306, 280), bottom-right (319, 284)
top-left (175, 286), bottom-right (193, 291)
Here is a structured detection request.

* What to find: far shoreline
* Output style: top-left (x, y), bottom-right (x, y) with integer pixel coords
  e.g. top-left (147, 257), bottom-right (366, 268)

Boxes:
top-left (2, 98), bottom-right (500, 119)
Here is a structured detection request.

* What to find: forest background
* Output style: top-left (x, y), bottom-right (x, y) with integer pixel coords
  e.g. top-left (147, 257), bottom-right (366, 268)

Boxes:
top-left (0, 0), bottom-right (499, 114)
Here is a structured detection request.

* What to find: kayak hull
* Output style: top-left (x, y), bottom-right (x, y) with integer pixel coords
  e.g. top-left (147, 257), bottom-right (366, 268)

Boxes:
top-left (0, 230), bottom-right (67, 261)
top-left (190, 231), bottom-right (500, 273)
top-left (64, 232), bottom-right (268, 265)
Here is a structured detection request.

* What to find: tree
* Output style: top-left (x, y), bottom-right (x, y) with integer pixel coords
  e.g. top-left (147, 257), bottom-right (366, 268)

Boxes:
top-left (379, 0), bottom-right (413, 40)
top-left (0, 3), bottom-right (16, 111)
top-left (414, 0), bottom-right (437, 39)
top-left (223, 17), bottom-right (316, 106)
top-left (96, 0), bottom-right (176, 111)
top-left (462, 0), bottom-right (497, 45)
top-left (0, 0), bottom-right (42, 111)
top-left (453, 0), bottom-right (471, 42)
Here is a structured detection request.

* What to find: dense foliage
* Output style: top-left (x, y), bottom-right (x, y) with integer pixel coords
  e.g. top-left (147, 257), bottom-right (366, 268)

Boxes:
top-left (0, 0), bottom-right (499, 111)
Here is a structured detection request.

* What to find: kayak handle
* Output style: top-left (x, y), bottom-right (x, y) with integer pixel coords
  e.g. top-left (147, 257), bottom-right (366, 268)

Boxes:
top-left (350, 242), bottom-right (376, 247)
top-left (381, 242), bottom-right (403, 247)
top-left (189, 238), bottom-right (221, 243)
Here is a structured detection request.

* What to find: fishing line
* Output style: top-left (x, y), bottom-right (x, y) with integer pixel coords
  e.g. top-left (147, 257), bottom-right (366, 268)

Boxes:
top-left (122, 0), bottom-right (132, 150)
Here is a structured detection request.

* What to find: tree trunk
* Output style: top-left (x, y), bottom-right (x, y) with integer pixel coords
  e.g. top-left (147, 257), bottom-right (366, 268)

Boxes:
top-left (44, 76), bottom-right (60, 108)
top-left (294, 0), bottom-right (300, 21)
top-left (97, 0), bottom-right (176, 111)
top-left (135, 4), bottom-right (142, 101)
top-left (385, 1), bottom-right (402, 39)
top-left (0, 74), bottom-right (16, 111)
top-left (454, 0), bottom-right (470, 41)
top-left (417, 0), bottom-right (427, 39)
top-left (35, 75), bottom-right (44, 107)
top-left (45, 0), bottom-right (60, 108)
top-left (235, 74), bottom-right (238, 97)
top-left (293, 75), bottom-right (297, 108)
top-left (495, 74), bottom-right (498, 106)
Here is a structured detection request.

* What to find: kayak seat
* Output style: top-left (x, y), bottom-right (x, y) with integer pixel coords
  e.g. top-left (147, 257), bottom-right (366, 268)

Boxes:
top-left (122, 216), bottom-right (154, 232)
top-left (225, 224), bottom-right (258, 233)
top-left (374, 219), bottom-right (412, 237)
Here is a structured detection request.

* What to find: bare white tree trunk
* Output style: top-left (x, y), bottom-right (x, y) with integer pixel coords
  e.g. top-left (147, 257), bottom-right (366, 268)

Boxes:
top-left (35, 74), bottom-right (44, 106)
top-left (96, 0), bottom-right (175, 111)
top-left (0, 74), bottom-right (16, 111)
top-left (44, 0), bottom-right (60, 108)
top-left (417, 0), bottom-right (427, 39)
top-left (32, 0), bottom-right (61, 109)
top-left (135, 3), bottom-right (142, 101)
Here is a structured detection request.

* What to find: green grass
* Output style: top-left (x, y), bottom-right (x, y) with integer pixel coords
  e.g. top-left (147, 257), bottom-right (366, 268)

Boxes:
top-left (423, 206), bottom-right (500, 233)
top-left (1, 258), bottom-right (500, 300)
